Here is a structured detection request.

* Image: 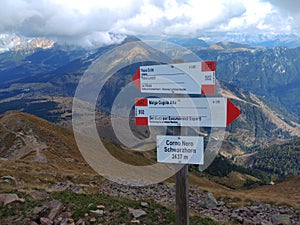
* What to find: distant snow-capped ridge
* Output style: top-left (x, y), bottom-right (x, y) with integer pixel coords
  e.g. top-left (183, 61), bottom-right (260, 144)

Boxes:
top-left (0, 33), bottom-right (55, 53)
top-left (199, 32), bottom-right (300, 48)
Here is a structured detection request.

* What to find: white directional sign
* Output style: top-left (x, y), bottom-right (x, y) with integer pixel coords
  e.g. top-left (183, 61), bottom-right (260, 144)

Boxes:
top-left (135, 97), bottom-right (240, 127)
top-left (157, 135), bottom-right (204, 164)
top-left (132, 61), bottom-right (216, 94)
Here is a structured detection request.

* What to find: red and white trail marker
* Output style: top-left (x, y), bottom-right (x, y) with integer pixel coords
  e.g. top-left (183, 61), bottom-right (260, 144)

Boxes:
top-left (132, 61), bottom-right (216, 95)
top-left (135, 97), bottom-right (240, 127)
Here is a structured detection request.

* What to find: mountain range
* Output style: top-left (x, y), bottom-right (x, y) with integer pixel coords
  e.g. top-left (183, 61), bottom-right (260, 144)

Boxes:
top-left (0, 35), bottom-right (299, 224)
top-left (2, 32), bottom-right (300, 54)
top-left (0, 40), bottom-right (299, 113)
top-left (0, 37), bottom-right (300, 183)
top-left (1, 35), bottom-right (300, 120)
top-left (0, 36), bottom-right (299, 171)
top-left (197, 33), bottom-right (300, 48)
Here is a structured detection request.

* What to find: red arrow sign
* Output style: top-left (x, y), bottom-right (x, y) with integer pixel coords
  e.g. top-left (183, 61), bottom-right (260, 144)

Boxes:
top-left (132, 68), bottom-right (141, 90)
top-left (226, 99), bottom-right (241, 126)
top-left (132, 61), bottom-right (216, 95)
top-left (135, 97), bottom-right (240, 127)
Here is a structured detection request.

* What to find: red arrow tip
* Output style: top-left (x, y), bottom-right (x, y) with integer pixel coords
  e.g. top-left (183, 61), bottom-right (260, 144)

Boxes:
top-left (227, 99), bottom-right (240, 126)
top-left (132, 67), bottom-right (141, 90)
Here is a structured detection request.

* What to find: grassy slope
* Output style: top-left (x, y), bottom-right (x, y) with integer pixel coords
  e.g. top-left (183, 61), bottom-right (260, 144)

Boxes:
top-left (0, 111), bottom-right (299, 211)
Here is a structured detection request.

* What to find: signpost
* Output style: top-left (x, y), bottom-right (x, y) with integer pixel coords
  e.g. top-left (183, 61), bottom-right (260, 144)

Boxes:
top-left (132, 60), bottom-right (240, 225)
top-left (132, 61), bottom-right (216, 94)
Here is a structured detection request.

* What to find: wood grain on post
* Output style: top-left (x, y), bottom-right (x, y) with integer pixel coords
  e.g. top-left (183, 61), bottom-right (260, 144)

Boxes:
top-left (172, 59), bottom-right (189, 225)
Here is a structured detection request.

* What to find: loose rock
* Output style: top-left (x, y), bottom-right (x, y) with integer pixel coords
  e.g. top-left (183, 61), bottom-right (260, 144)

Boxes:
top-left (47, 200), bottom-right (64, 220)
top-left (40, 217), bottom-right (53, 225)
top-left (0, 193), bottom-right (25, 206)
top-left (128, 208), bottom-right (147, 218)
top-left (90, 209), bottom-right (104, 216)
top-left (140, 202), bottom-right (149, 208)
top-left (97, 205), bottom-right (105, 209)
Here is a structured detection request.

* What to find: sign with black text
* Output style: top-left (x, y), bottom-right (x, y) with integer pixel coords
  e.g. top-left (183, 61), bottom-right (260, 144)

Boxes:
top-left (157, 135), bottom-right (204, 164)
top-left (132, 61), bottom-right (216, 94)
top-left (135, 97), bottom-right (240, 127)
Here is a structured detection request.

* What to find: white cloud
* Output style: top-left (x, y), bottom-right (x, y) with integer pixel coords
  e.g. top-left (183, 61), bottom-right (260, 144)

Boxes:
top-left (267, 0), bottom-right (300, 30)
top-left (0, 0), bottom-right (299, 47)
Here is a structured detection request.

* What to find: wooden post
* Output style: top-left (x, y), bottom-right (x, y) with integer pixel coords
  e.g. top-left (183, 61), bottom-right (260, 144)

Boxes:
top-left (172, 59), bottom-right (189, 225)
top-left (175, 163), bottom-right (189, 225)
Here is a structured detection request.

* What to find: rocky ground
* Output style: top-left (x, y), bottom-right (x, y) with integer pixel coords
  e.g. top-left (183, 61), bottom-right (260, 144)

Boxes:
top-left (97, 179), bottom-right (300, 225)
top-left (1, 177), bottom-right (298, 225)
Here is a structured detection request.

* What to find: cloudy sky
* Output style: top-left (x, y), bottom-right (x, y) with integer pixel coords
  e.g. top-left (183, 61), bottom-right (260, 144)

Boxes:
top-left (1, 0), bottom-right (300, 47)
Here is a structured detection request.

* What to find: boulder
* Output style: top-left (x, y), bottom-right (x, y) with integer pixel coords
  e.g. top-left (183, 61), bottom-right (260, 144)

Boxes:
top-left (0, 193), bottom-right (25, 206)
top-left (47, 200), bottom-right (64, 220)
top-left (40, 217), bottom-right (53, 225)
top-left (128, 208), bottom-right (147, 218)
top-left (90, 209), bottom-right (104, 216)
top-left (199, 192), bottom-right (217, 209)
top-left (271, 214), bottom-right (291, 225)
top-left (140, 202), bottom-right (149, 208)
top-left (29, 190), bottom-right (49, 200)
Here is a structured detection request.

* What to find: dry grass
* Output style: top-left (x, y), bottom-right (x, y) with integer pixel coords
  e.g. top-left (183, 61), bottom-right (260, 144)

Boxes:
top-left (191, 175), bottom-right (300, 210)
top-left (162, 171), bottom-right (300, 210)
top-left (1, 111), bottom-right (299, 211)
top-left (104, 141), bottom-right (155, 166)
top-left (235, 176), bottom-right (300, 209)
top-left (209, 171), bottom-right (260, 189)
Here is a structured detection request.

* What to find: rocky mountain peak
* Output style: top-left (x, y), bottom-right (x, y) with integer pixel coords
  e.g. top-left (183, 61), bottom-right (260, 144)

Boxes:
top-left (14, 37), bottom-right (55, 53)
top-left (0, 34), bottom-right (55, 53)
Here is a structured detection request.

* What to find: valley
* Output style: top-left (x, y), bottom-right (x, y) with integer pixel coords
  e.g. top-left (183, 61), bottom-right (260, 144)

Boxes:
top-left (0, 37), bottom-right (299, 224)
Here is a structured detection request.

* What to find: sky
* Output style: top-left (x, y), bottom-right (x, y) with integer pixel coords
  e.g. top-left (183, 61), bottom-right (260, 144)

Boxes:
top-left (0, 0), bottom-right (300, 47)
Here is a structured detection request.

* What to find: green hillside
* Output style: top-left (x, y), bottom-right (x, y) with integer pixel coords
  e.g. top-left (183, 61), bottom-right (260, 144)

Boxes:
top-left (252, 138), bottom-right (300, 177)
